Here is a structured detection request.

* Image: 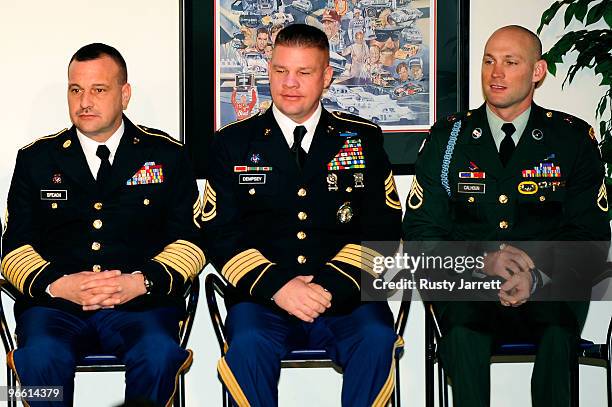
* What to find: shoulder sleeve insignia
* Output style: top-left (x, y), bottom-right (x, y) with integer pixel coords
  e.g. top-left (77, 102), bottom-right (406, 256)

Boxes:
top-left (385, 171), bottom-right (402, 210)
top-left (597, 181), bottom-right (608, 212)
top-left (408, 176), bottom-right (424, 210)
top-left (202, 181), bottom-right (217, 222)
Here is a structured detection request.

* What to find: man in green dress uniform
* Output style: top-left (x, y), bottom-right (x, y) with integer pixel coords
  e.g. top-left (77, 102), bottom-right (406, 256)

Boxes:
top-left (403, 25), bottom-right (610, 406)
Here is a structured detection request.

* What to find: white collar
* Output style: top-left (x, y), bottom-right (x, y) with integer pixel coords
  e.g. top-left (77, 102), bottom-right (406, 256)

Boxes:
top-left (76, 120), bottom-right (125, 164)
top-left (272, 103), bottom-right (322, 153)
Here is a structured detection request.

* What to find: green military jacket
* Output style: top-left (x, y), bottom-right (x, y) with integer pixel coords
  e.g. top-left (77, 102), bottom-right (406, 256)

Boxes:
top-left (403, 103), bottom-right (610, 297)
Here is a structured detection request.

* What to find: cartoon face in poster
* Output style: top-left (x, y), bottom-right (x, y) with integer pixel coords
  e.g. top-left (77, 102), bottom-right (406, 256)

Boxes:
top-left (216, 0), bottom-right (435, 131)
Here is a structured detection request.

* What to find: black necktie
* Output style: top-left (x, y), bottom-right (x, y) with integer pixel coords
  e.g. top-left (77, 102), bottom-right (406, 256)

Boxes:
top-left (499, 123), bottom-right (516, 167)
top-left (292, 126), bottom-right (307, 169)
top-left (96, 145), bottom-right (111, 186)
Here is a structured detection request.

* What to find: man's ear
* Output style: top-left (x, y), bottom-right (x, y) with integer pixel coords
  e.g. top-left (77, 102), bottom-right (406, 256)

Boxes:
top-left (533, 59), bottom-right (547, 85)
top-left (121, 83), bottom-right (132, 110)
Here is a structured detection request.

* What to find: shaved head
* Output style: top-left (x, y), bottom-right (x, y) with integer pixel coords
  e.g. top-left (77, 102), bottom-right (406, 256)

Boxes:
top-left (488, 25), bottom-right (543, 62)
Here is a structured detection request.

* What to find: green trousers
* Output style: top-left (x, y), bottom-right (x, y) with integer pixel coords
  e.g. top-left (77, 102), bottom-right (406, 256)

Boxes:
top-left (433, 301), bottom-right (588, 407)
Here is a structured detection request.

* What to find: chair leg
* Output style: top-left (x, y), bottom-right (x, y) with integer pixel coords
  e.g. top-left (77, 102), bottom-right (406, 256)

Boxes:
top-left (222, 385), bottom-right (229, 407)
top-left (425, 315), bottom-right (434, 407)
top-left (393, 354), bottom-right (401, 407)
top-left (8, 368), bottom-right (16, 407)
top-left (442, 371), bottom-right (449, 407)
top-left (607, 358), bottom-right (611, 407)
top-left (571, 356), bottom-right (579, 407)
top-left (438, 361), bottom-right (446, 407)
top-left (173, 372), bottom-right (185, 407)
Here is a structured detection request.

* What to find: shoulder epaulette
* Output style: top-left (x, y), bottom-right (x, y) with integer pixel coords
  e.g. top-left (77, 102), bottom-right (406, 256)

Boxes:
top-left (217, 113), bottom-right (261, 133)
top-left (331, 111), bottom-right (378, 130)
top-left (20, 128), bottom-right (69, 151)
top-left (136, 125), bottom-right (183, 147)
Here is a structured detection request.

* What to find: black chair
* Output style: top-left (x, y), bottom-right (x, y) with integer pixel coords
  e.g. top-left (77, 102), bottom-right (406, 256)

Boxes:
top-left (205, 272), bottom-right (411, 406)
top-left (0, 277), bottom-right (200, 407)
top-left (424, 302), bottom-right (611, 407)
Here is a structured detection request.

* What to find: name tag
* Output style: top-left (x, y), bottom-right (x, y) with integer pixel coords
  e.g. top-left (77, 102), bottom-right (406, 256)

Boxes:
top-left (239, 174), bottom-right (266, 184)
top-left (40, 190), bottom-right (68, 200)
top-left (457, 183), bottom-right (485, 194)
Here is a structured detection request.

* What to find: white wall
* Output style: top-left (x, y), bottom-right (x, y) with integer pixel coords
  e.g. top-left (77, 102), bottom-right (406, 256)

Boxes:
top-left (0, 1), bottom-right (609, 406)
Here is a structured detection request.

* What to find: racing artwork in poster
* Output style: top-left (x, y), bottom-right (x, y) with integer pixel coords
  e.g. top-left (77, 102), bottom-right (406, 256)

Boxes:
top-left (216, 0), bottom-right (435, 131)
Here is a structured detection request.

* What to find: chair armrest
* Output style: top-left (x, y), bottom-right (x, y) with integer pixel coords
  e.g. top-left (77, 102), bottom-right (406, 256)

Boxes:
top-left (204, 273), bottom-right (229, 356)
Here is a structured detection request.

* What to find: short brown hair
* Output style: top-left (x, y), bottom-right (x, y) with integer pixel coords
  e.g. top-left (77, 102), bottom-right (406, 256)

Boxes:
top-left (275, 24), bottom-right (329, 55)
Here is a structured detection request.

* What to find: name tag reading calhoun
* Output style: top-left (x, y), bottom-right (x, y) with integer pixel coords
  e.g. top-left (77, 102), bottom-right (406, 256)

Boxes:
top-left (2, 386), bottom-right (63, 402)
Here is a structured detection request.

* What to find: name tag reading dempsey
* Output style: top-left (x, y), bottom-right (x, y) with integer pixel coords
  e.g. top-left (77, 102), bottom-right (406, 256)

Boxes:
top-left (457, 183), bottom-right (485, 194)
top-left (40, 190), bottom-right (68, 200)
top-left (239, 174), bottom-right (266, 185)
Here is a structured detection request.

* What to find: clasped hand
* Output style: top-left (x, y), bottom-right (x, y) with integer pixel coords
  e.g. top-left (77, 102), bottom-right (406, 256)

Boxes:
top-left (482, 244), bottom-right (534, 307)
top-left (49, 270), bottom-right (147, 311)
top-left (273, 275), bottom-right (332, 322)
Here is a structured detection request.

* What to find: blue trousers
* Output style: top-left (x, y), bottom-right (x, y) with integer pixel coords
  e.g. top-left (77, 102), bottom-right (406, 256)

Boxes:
top-left (219, 302), bottom-right (401, 407)
top-left (10, 306), bottom-right (191, 407)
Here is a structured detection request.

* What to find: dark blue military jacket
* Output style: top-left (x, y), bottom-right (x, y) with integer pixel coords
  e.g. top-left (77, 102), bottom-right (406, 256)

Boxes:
top-left (203, 107), bottom-right (402, 314)
top-left (2, 116), bottom-right (205, 316)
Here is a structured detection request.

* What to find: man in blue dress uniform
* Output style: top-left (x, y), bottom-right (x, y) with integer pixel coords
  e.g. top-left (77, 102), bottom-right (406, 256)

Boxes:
top-left (204, 24), bottom-right (403, 406)
top-left (2, 43), bottom-right (205, 406)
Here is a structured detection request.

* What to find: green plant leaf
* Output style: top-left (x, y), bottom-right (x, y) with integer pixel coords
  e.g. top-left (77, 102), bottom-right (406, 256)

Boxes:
top-left (604, 2), bottom-right (612, 27)
top-left (538, 1), bottom-right (564, 33)
top-left (565, 2), bottom-right (578, 26)
top-left (586, 1), bottom-right (606, 25)
top-left (575, 0), bottom-right (591, 22)
top-left (598, 94), bottom-right (608, 117)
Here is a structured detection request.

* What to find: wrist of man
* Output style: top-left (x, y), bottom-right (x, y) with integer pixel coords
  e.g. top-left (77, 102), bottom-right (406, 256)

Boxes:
top-left (131, 271), bottom-right (152, 295)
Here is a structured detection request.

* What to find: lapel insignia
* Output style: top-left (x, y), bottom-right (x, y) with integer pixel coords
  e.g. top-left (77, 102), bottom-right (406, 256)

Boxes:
top-left (518, 181), bottom-right (538, 195)
top-left (522, 162), bottom-right (561, 178)
top-left (264, 128), bottom-right (271, 136)
top-left (327, 173), bottom-right (338, 191)
top-left (52, 174), bottom-right (62, 184)
top-left (546, 112), bottom-right (553, 118)
top-left (327, 138), bottom-right (365, 170)
top-left (234, 165), bottom-right (273, 172)
top-left (126, 162), bottom-right (164, 185)
top-left (472, 128), bottom-right (482, 139)
top-left (532, 129), bottom-right (543, 141)
top-left (63, 140), bottom-right (71, 148)
top-left (133, 137), bottom-right (140, 144)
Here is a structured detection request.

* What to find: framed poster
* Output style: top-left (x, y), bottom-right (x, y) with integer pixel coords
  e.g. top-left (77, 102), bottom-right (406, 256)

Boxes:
top-left (183, 0), bottom-right (469, 176)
